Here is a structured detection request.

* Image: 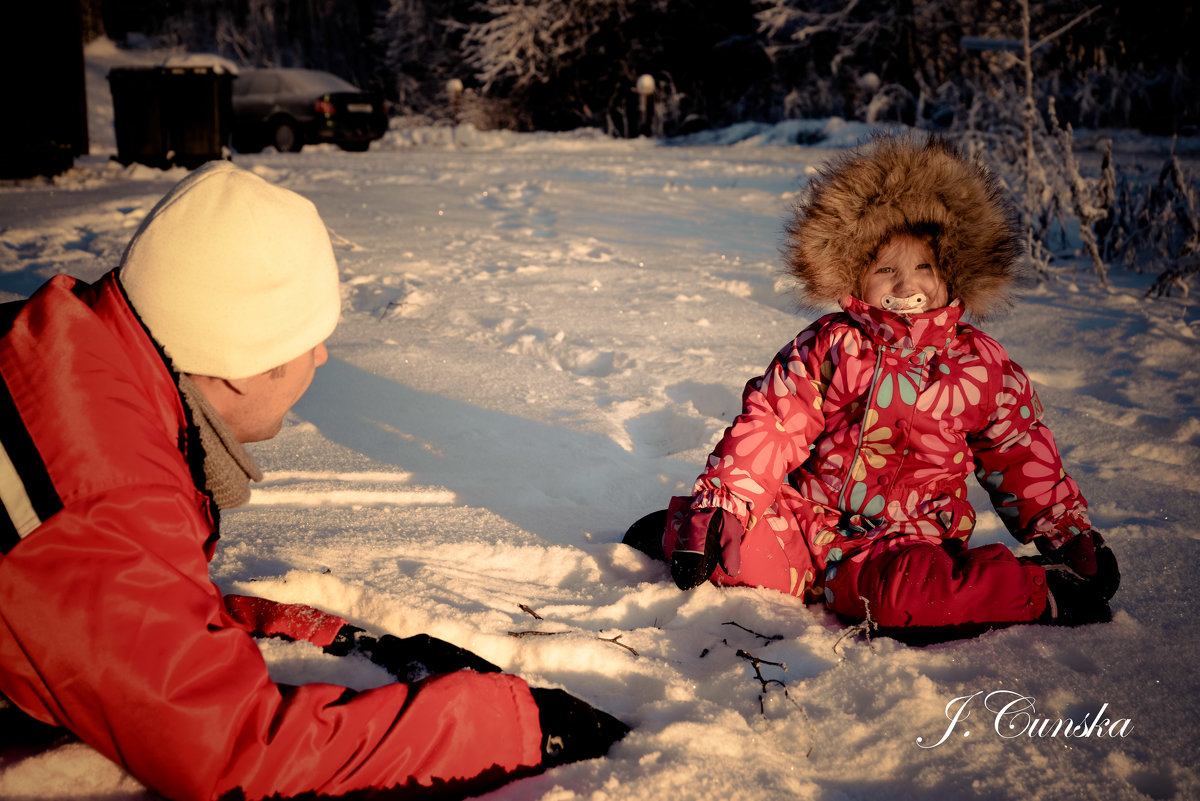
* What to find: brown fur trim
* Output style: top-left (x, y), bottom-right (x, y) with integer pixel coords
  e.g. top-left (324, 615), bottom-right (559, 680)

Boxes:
top-left (783, 134), bottom-right (1024, 319)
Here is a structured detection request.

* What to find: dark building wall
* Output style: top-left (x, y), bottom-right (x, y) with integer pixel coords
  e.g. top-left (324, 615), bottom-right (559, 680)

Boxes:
top-left (1, 0), bottom-right (89, 178)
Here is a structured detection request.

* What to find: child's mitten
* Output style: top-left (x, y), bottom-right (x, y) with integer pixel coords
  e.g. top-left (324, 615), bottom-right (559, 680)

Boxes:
top-left (1037, 530), bottom-right (1119, 601)
top-left (1039, 564), bottom-right (1113, 627)
top-left (669, 508), bottom-right (744, 590)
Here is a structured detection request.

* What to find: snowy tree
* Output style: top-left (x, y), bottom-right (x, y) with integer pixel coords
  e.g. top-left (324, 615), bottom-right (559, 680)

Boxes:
top-left (464, 0), bottom-right (627, 95)
top-left (755, 0), bottom-right (919, 122)
top-left (373, 0), bottom-right (483, 116)
top-left (212, 0), bottom-right (284, 68)
top-left (456, 0), bottom-right (769, 135)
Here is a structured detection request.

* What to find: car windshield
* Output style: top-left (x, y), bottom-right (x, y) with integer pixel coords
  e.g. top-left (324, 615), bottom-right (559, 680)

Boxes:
top-left (239, 69), bottom-right (362, 96)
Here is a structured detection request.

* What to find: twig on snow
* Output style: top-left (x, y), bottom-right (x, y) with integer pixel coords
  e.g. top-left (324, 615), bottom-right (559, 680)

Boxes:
top-left (508, 604), bottom-right (639, 657)
top-left (736, 648), bottom-right (788, 682)
top-left (736, 648), bottom-right (805, 717)
top-left (599, 634), bottom-right (639, 657)
top-left (832, 596), bottom-right (878, 657)
top-left (723, 621), bottom-right (784, 645)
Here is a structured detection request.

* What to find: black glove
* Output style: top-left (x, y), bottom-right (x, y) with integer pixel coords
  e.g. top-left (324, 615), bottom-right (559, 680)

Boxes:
top-left (1036, 530), bottom-right (1120, 601)
top-left (325, 626), bottom-right (501, 682)
top-left (530, 688), bottom-right (630, 767)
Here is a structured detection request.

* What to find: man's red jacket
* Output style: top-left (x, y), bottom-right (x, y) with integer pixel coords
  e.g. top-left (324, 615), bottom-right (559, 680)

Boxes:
top-left (0, 272), bottom-right (543, 800)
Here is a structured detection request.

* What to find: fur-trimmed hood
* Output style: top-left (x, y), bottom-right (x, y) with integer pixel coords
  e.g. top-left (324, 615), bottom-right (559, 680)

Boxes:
top-left (783, 135), bottom-right (1023, 319)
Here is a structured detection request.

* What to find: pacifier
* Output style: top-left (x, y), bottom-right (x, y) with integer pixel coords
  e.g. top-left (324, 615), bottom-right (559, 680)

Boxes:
top-left (881, 293), bottom-right (928, 314)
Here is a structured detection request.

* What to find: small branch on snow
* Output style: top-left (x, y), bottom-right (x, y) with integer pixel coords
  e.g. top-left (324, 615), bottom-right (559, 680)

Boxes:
top-left (509, 605), bottom-right (638, 656)
top-left (723, 620), bottom-right (784, 645)
top-left (599, 634), bottom-right (639, 657)
top-left (736, 648), bottom-right (787, 678)
top-left (506, 629), bottom-right (639, 657)
top-left (735, 648), bottom-right (806, 718)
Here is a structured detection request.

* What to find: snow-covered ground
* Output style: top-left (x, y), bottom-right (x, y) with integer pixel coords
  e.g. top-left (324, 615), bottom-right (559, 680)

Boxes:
top-left (1, 39), bottom-right (1199, 801)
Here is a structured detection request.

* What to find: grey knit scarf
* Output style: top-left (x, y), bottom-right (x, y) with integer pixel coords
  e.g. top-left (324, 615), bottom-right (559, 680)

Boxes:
top-left (177, 375), bottom-right (264, 509)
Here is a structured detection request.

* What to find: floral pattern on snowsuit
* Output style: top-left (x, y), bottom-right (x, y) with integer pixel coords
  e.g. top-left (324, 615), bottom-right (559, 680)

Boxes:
top-left (677, 296), bottom-right (1090, 605)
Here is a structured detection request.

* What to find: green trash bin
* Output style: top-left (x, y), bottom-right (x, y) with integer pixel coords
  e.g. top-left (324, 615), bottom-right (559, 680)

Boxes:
top-left (108, 65), bottom-right (235, 169)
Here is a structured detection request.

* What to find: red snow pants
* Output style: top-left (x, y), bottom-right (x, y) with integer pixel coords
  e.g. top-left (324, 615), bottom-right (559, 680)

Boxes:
top-left (663, 495), bottom-right (1049, 641)
top-left (823, 539), bottom-right (1049, 639)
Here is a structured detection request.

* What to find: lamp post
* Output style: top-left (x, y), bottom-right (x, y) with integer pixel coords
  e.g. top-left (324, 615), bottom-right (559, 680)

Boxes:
top-left (446, 78), bottom-right (464, 124)
top-left (635, 74), bottom-right (656, 137)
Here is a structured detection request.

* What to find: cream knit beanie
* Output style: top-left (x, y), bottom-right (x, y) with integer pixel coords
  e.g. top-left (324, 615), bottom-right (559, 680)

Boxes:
top-left (119, 161), bottom-right (341, 379)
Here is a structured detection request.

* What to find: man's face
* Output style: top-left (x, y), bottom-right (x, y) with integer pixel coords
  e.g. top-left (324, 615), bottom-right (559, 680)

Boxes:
top-left (227, 342), bottom-right (328, 443)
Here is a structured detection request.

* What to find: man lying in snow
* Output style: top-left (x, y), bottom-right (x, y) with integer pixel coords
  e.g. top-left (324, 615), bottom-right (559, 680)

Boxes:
top-left (625, 135), bottom-right (1120, 644)
top-left (0, 161), bottom-right (627, 800)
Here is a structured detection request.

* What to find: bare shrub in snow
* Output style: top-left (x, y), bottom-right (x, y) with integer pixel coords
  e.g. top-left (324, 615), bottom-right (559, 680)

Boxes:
top-left (1130, 155), bottom-right (1200, 297)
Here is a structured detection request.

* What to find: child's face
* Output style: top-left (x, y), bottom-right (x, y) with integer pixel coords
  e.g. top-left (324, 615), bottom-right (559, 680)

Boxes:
top-left (859, 234), bottom-right (948, 312)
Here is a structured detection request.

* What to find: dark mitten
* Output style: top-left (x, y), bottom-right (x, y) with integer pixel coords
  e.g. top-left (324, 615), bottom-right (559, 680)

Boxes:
top-left (322, 624), bottom-right (367, 656)
top-left (1040, 564), bottom-right (1113, 627)
top-left (325, 627), bottom-right (501, 681)
top-left (669, 508), bottom-right (744, 590)
top-left (622, 509), bottom-right (669, 561)
top-left (530, 688), bottom-right (630, 767)
top-left (1037, 530), bottom-right (1120, 600)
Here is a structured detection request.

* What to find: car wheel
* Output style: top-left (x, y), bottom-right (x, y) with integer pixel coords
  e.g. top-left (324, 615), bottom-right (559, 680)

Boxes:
top-left (272, 120), bottom-right (301, 153)
top-left (337, 141), bottom-right (371, 153)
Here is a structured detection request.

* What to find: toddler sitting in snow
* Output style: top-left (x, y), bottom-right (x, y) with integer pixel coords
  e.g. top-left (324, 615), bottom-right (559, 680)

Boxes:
top-left (624, 135), bottom-right (1119, 642)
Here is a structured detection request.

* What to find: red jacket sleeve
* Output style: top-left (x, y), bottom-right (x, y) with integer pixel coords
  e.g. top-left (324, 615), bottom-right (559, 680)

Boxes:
top-left (222, 594), bottom-right (348, 647)
top-left (969, 344), bottom-right (1091, 547)
top-left (691, 328), bottom-right (827, 529)
top-left (0, 487), bottom-right (543, 801)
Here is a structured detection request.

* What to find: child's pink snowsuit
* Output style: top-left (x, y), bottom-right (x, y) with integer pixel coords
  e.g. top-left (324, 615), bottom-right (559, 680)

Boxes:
top-left (664, 296), bottom-right (1091, 634)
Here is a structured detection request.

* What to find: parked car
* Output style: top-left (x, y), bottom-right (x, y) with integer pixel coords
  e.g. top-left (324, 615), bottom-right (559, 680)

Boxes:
top-left (232, 68), bottom-right (387, 153)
